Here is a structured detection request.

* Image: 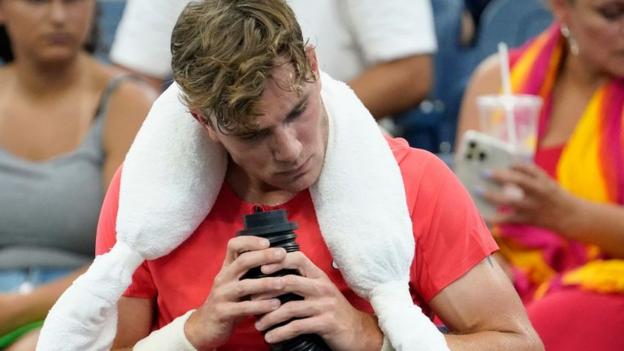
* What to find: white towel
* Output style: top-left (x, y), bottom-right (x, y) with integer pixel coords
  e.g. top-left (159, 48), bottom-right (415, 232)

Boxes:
top-left (37, 72), bottom-right (448, 351)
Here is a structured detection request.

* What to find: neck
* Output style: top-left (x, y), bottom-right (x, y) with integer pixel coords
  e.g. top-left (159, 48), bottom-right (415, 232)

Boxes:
top-left (12, 52), bottom-right (89, 99)
top-left (226, 161), bottom-right (298, 205)
top-left (560, 50), bottom-right (608, 90)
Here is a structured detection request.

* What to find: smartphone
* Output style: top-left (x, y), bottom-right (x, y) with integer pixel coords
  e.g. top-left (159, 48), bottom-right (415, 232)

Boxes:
top-left (454, 130), bottom-right (524, 219)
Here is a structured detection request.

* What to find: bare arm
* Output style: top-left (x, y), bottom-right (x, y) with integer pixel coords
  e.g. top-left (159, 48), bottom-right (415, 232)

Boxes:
top-left (111, 297), bottom-right (154, 350)
top-left (565, 200), bottom-right (624, 258)
top-left (0, 267), bottom-right (87, 335)
top-left (348, 55), bottom-right (433, 119)
top-left (431, 257), bottom-right (543, 351)
top-left (456, 55), bottom-right (502, 142)
top-left (102, 78), bottom-right (156, 187)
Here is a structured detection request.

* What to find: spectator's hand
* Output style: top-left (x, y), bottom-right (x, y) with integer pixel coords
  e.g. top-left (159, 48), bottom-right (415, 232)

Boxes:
top-left (254, 252), bottom-right (383, 351)
top-left (482, 162), bottom-right (580, 235)
top-left (185, 236), bottom-right (289, 349)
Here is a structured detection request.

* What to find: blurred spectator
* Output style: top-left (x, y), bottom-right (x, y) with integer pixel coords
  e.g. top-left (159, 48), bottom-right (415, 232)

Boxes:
top-left (464, 0), bottom-right (493, 41)
top-left (458, 0), bottom-right (624, 350)
top-left (111, 0), bottom-right (436, 120)
top-left (0, 0), bottom-right (154, 349)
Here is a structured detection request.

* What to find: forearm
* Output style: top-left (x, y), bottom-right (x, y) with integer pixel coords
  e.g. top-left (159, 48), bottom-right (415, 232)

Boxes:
top-left (348, 55), bottom-right (432, 118)
top-left (563, 199), bottom-right (624, 258)
top-left (1, 266), bottom-right (87, 333)
top-left (446, 330), bottom-right (542, 351)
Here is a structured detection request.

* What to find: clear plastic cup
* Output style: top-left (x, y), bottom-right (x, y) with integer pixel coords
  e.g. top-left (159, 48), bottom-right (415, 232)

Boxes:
top-left (476, 94), bottom-right (542, 158)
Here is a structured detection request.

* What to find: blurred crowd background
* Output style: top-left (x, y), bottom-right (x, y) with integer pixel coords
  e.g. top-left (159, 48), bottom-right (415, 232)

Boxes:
top-left (3, 0), bottom-right (624, 350)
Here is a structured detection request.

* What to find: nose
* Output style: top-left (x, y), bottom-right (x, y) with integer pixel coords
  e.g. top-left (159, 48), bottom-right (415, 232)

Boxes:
top-left (49, 0), bottom-right (68, 25)
top-left (271, 125), bottom-right (302, 163)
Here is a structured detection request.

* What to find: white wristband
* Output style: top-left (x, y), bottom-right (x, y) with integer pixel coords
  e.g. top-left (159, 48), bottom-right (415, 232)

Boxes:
top-left (133, 309), bottom-right (198, 351)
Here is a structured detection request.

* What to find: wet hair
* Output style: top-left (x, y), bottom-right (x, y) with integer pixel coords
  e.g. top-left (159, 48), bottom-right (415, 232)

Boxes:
top-left (171, 0), bottom-right (314, 134)
top-left (0, 3), bottom-right (100, 63)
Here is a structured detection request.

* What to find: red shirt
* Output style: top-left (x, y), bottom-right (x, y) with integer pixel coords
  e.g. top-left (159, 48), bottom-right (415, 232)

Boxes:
top-left (96, 138), bottom-right (497, 350)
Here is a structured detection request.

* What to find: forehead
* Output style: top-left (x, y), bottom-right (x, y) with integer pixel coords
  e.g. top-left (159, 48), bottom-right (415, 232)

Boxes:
top-left (255, 62), bottom-right (310, 124)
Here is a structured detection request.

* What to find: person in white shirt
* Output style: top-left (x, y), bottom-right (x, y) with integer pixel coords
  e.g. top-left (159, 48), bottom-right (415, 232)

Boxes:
top-left (111, 0), bottom-right (437, 119)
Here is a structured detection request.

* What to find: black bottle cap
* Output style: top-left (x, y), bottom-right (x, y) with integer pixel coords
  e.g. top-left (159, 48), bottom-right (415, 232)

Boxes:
top-left (238, 208), bottom-right (298, 237)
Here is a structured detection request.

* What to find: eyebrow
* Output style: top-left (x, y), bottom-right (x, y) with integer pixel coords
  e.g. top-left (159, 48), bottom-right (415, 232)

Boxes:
top-left (241, 94), bottom-right (309, 136)
top-left (285, 94), bottom-right (309, 120)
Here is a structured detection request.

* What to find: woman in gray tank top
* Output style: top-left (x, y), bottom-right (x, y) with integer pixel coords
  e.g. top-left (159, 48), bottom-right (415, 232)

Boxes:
top-left (0, 1), bottom-right (155, 349)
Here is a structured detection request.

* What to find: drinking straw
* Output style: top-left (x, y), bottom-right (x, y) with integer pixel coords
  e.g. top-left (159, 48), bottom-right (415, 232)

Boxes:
top-left (498, 42), bottom-right (517, 146)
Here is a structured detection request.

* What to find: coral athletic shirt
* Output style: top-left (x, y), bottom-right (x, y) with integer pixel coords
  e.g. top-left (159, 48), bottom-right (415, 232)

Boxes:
top-left (96, 137), bottom-right (497, 350)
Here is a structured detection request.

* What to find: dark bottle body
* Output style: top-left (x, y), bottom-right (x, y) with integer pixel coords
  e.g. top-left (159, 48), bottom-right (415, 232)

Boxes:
top-left (238, 209), bottom-right (331, 351)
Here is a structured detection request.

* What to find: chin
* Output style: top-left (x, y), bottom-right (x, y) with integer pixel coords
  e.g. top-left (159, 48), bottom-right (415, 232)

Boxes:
top-left (275, 173), bottom-right (318, 193)
top-left (38, 48), bottom-right (78, 63)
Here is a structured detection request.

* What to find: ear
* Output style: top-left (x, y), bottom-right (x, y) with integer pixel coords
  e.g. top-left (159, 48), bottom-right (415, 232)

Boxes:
top-left (191, 110), bottom-right (220, 144)
top-left (305, 46), bottom-right (319, 78)
top-left (548, 0), bottom-right (572, 24)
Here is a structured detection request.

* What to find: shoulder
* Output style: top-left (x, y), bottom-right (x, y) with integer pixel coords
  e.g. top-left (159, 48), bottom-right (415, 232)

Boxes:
top-left (457, 54), bottom-right (503, 137)
top-left (97, 64), bottom-right (158, 112)
top-left (92, 63), bottom-right (157, 140)
top-left (387, 137), bottom-right (449, 184)
top-left (466, 54), bottom-right (502, 95)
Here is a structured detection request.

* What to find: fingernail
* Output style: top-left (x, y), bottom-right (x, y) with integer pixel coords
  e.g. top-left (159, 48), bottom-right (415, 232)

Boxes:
top-left (265, 333), bottom-right (275, 343)
top-left (260, 238), bottom-right (270, 247)
top-left (271, 299), bottom-right (281, 309)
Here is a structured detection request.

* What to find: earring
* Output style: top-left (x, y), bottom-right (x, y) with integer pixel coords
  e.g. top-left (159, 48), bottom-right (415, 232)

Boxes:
top-left (561, 24), bottom-right (580, 56)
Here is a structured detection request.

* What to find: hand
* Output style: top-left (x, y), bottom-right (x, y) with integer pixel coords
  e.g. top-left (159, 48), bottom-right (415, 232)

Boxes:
top-left (481, 162), bottom-right (580, 234)
top-left (185, 236), bottom-right (289, 350)
top-left (254, 252), bottom-right (383, 351)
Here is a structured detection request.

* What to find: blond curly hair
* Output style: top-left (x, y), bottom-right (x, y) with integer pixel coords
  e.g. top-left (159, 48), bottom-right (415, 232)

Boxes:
top-left (171, 0), bottom-right (314, 134)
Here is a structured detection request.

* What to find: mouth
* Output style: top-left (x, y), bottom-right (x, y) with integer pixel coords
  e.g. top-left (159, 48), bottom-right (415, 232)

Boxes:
top-left (275, 157), bottom-right (311, 178)
top-left (44, 33), bottom-right (73, 45)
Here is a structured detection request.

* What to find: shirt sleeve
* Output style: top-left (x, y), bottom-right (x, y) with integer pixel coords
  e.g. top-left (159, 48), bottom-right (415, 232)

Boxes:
top-left (399, 147), bottom-right (498, 303)
top-left (344, 0), bottom-right (437, 65)
top-left (109, 0), bottom-right (190, 78)
top-left (95, 167), bottom-right (157, 299)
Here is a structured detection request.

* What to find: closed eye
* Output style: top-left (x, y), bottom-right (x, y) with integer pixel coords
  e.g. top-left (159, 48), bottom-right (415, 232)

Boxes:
top-left (598, 4), bottom-right (624, 21)
top-left (238, 129), bottom-right (270, 141)
top-left (286, 103), bottom-right (308, 122)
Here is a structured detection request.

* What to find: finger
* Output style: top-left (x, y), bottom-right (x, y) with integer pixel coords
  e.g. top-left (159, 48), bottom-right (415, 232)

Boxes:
top-left (226, 247), bottom-right (287, 280)
top-left (488, 169), bottom-right (542, 194)
top-left (264, 315), bottom-right (325, 344)
top-left (261, 251), bottom-right (327, 279)
top-left (255, 300), bottom-right (320, 332)
top-left (218, 299), bottom-right (282, 320)
top-left (220, 277), bottom-right (285, 301)
top-left (224, 236), bottom-right (270, 265)
top-left (511, 162), bottom-right (545, 178)
top-left (250, 290), bottom-right (285, 301)
top-left (489, 210), bottom-right (529, 225)
top-left (479, 188), bottom-right (522, 207)
top-left (277, 274), bottom-right (337, 298)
